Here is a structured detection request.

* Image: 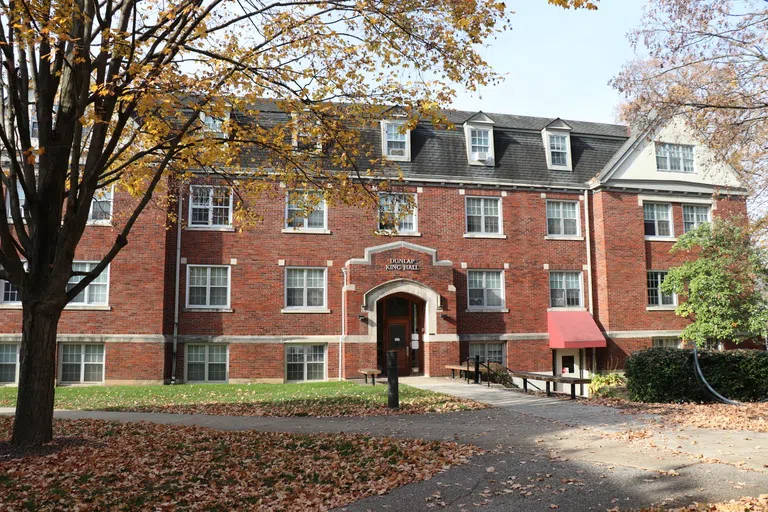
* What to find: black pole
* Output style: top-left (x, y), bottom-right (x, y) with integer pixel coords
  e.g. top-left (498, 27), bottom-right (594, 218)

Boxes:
top-left (474, 355), bottom-right (480, 384)
top-left (387, 350), bottom-right (399, 409)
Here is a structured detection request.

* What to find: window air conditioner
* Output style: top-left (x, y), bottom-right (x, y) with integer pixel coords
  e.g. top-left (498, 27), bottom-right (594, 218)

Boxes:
top-left (472, 151), bottom-right (488, 161)
top-left (389, 149), bottom-right (405, 156)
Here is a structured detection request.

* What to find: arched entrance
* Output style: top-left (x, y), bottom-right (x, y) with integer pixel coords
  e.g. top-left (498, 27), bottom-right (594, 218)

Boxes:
top-left (376, 293), bottom-right (425, 376)
top-left (362, 278), bottom-right (443, 377)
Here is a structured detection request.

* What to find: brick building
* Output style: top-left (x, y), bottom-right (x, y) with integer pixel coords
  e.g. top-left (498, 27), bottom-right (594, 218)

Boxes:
top-left (0, 105), bottom-right (749, 387)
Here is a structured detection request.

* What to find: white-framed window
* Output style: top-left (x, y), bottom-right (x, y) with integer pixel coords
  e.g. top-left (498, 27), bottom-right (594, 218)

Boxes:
top-left (67, 262), bottom-right (109, 305)
top-left (285, 191), bottom-right (327, 231)
top-left (378, 192), bottom-right (417, 234)
top-left (200, 113), bottom-right (226, 139)
top-left (683, 205), bottom-right (710, 233)
top-left (469, 342), bottom-right (504, 365)
top-left (285, 267), bottom-right (327, 309)
top-left (464, 119), bottom-right (495, 165)
top-left (702, 339), bottom-right (724, 351)
top-left (60, 344), bottom-right (104, 384)
top-left (549, 272), bottom-right (583, 308)
top-left (656, 143), bottom-right (695, 173)
top-left (643, 203), bottom-right (673, 238)
top-left (286, 344), bottom-right (326, 381)
top-left (647, 271), bottom-right (676, 307)
top-left (186, 265), bottom-right (231, 309)
top-left (1, 279), bottom-right (20, 303)
top-left (5, 182), bottom-right (26, 219)
top-left (546, 200), bottom-right (579, 236)
top-left (381, 121), bottom-right (410, 161)
top-left (467, 270), bottom-right (504, 309)
top-left (186, 344), bottom-right (228, 382)
top-left (88, 186), bottom-right (113, 224)
top-left (189, 185), bottom-right (233, 228)
top-left (652, 337), bottom-right (681, 348)
top-left (465, 197), bottom-right (501, 234)
top-left (549, 134), bottom-right (568, 167)
top-left (0, 344), bottom-right (19, 384)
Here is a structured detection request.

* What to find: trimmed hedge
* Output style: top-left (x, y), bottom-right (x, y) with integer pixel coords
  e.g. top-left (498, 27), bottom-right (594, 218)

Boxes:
top-left (625, 348), bottom-right (768, 403)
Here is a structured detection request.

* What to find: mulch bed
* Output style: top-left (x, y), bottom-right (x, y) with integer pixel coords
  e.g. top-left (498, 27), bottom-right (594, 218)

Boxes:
top-left (0, 417), bottom-right (477, 511)
top-left (588, 397), bottom-right (768, 433)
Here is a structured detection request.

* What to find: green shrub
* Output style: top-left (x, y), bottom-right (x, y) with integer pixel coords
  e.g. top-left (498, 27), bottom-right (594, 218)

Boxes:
top-left (625, 348), bottom-right (768, 403)
top-left (589, 373), bottom-right (626, 396)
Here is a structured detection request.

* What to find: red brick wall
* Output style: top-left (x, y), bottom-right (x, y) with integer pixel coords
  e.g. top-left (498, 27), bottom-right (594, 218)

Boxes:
top-left (105, 342), bottom-right (165, 383)
top-left (341, 342), bottom-right (376, 379)
top-left (229, 343), bottom-right (285, 380)
top-left (506, 339), bottom-right (552, 372)
top-left (424, 341), bottom-right (459, 377)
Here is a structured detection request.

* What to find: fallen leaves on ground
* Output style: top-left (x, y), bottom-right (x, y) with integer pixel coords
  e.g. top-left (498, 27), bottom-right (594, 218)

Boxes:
top-left (106, 394), bottom-right (487, 417)
top-left (0, 417), bottom-right (477, 511)
top-left (635, 494), bottom-right (768, 511)
top-left (0, 382), bottom-right (488, 417)
top-left (587, 397), bottom-right (768, 433)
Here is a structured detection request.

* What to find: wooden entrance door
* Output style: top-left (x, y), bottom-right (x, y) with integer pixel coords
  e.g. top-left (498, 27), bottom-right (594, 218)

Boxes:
top-left (380, 294), bottom-right (415, 376)
top-left (385, 319), bottom-right (411, 376)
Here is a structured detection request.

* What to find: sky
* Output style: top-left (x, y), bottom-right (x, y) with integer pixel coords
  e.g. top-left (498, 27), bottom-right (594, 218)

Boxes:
top-left (450, 0), bottom-right (647, 125)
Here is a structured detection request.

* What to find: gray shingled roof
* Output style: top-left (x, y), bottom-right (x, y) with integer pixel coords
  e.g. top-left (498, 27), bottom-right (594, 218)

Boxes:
top-left (237, 99), bottom-right (630, 189)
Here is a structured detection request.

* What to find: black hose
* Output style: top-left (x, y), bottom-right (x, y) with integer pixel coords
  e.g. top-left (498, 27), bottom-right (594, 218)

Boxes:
top-left (692, 344), bottom-right (741, 406)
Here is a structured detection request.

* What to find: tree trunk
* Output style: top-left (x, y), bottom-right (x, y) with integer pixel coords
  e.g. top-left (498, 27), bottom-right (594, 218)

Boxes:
top-left (11, 301), bottom-right (62, 446)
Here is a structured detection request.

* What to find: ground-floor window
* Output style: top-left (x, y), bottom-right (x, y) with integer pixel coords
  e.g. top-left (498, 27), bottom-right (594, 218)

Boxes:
top-left (286, 344), bottom-right (326, 381)
top-left (186, 344), bottom-right (228, 382)
top-left (652, 337), bottom-right (682, 349)
top-left (0, 344), bottom-right (19, 384)
top-left (469, 342), bottom-right (504, 365)
top-left (60, 344), bottom-right (105, 384)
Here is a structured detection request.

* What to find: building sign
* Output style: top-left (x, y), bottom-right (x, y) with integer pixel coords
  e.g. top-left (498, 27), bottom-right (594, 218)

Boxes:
top-left (386, 258), bottom-right (420, 271)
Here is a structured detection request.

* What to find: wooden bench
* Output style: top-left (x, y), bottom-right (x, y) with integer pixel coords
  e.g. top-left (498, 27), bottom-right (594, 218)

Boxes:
top-left (511, 371), bottom-right (591, 399)
top-left (358, 368), bottom-right (382, 385)
top-left (445, 364), bottom-right (488, 380)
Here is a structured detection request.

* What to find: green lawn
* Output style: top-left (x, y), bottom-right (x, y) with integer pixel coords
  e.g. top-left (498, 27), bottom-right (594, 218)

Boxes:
top-left (0, 381), bottom-right (485, 416)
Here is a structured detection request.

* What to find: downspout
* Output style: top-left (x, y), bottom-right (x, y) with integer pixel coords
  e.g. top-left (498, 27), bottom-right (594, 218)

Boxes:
top-left (584, 190), bottom-right (594, 315)
top-left (171, 190), bottom-right (183, 384)
top-left (340, 267), bottom-right (347, 381)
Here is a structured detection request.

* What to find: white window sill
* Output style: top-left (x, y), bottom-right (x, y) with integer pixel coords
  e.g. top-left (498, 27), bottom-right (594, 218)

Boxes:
top-left (657, 169), bottom-right (696, 174)
top-left (186, 380), bottom-right (228, 384)
top-left (0, 303), bottom-right (21, 310)
top-left (384, 155), bottom-right (410, 162)
top-left (544, 235), bottom-right (584, 241)
top-left (183, 307), bottom-right (234, 313)
top-left (645, 236), bottom-right (678, 242)
top-left (467, 161), bottom-right (494, 167)
top-left (375, 231), bottom-right (421, 237)
top-left (646, 306), bottom-right (677, 311)
top-left (281, 308), bottom-right (331, 314)
top-left (281, 228), bottom-right (331, 235)
top-left (86, 221), bottom-right (113, 227)
top-left (547, 307), bottom-right (586, 312)
top-left (187, 225), bottom-right (235, 232)
top-left (58, 382), bottom-right (105, 386)
top-left (463, 233), bottom-right (507, 239)
top-left (64, 304), bottom-right (112, 311)
top-left (466, 308), bottom-right (509, 313)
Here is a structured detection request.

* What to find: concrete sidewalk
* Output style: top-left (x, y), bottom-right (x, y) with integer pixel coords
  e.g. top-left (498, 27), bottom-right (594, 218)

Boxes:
top-left (1, 379), bottom-right (766, 511)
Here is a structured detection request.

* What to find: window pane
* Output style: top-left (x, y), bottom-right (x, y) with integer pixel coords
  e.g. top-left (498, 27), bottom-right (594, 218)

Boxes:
top-left (209, 287), bottom-right (228, 306)
top-left (484, 216), bottom-right (499, 233)
top-left (208, 363), bottom-right (226, 381)
top-left (287, 363), bottom-right (304, 381)
top-left (188, 345), bottom-right (206, 363)
top-left (467, 215), bottom-right (482, 233)
top-left (486, 343), bottom-right (503, 364)
top-left (83, 364), bottom-right (103, 382)
top-left (0, 345), bottom-right (16, 383)
top-left (61, 363), bottom-right (81, 382)
top-left (286, 288), bottom-right (304, 307)
top-left (563, 218), bottom-right (578, 235)
top-left (483, 198), bottom-right (499, 217)
top-left (84, 345), bottom-right (104, 363)
top-left (466, 198), bottom-right (482, 216)
top-left (187, 362), bottom-right (206, 381)
top-left (0, 363), bottom-right (15, 383)
top-left (468, 289), bottom-right (485, 306)
top-left (62, 345), bottom-right (82, 364)
top-left (3, 281), bottom-right (20, 302)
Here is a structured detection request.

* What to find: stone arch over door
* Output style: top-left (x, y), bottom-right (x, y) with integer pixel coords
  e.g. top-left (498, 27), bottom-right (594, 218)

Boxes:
top-left (363, 279), bottom-right (441, 343)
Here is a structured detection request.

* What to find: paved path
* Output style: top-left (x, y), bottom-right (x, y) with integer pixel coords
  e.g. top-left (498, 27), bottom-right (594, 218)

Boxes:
top-left (1, 379), bottom-right (766, 511)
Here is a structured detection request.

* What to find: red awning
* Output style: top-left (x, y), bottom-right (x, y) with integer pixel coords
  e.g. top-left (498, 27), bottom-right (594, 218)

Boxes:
top-left (547, 311), bottom-right (607, 349)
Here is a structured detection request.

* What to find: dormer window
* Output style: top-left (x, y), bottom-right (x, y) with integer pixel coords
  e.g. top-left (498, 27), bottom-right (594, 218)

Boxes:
top-left (542, 119), bottom-right (573, 171)
top-left (292, 111), bottom-right (323, 152)
top-left (380, 121), bottom-right (410, 161)
top-left (549, 134), bottom-right (568, 166)
top-left (199, 112), bottom-right (227, 140)
top-left (463, 112), bottom-right (495, 166)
